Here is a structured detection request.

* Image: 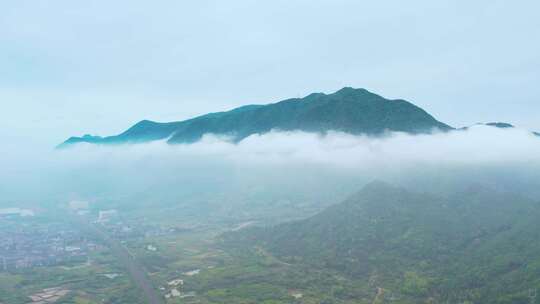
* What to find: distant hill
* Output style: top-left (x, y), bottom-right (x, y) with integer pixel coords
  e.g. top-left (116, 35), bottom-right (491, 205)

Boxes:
top-left (226, 182), bottom-right (540, 303)
top-left (484, 122), bottom-right (515, 129)
top-left (60, 88), bottom-right (452, 147)
top-left (459, 122), bottom-right (515, 131)
top-left (460, 122), bottom-right (540, 138)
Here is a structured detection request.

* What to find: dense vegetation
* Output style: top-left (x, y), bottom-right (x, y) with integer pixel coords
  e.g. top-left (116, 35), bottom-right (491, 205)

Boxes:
top-left (225, 182), bottom-right (540, 303)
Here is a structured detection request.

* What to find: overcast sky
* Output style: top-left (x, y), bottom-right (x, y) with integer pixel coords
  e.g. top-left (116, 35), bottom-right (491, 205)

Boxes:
top-left (1, 0), bottom-right (539, 148)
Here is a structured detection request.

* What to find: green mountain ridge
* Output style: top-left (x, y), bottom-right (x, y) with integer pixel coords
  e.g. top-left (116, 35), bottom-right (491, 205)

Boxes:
top-left (60, 87), bottom-right (453, 147)
top-left (225, 182), bottom-right (540, 303)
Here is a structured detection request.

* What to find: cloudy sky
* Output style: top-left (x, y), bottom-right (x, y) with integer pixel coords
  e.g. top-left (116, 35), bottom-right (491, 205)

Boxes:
top-left (1, 0), bottom-right (539, 148)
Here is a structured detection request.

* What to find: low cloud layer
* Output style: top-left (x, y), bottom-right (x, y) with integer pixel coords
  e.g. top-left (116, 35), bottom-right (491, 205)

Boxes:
top-left (2, 125), bottom-right (540, 209)
top-left (59, 124), bottom-right (540, 166)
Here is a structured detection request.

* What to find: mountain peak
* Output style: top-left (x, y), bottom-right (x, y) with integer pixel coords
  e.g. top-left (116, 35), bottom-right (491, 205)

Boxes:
top-left (359, 180), bottom-right (398, 193)
top-left (59, 88), bottom-right (452, 147)
top-left (344, 180), bottom-right (409, 206)
top-left (333, 87), bottom-right (375, 97)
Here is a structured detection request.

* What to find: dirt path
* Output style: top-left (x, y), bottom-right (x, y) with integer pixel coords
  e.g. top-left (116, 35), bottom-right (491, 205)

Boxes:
top-left (372, 287), bottom-right (385, 304)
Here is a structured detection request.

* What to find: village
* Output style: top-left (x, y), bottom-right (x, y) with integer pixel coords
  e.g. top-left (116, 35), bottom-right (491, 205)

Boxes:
top-left (0, 212), bottom-right (99, 272)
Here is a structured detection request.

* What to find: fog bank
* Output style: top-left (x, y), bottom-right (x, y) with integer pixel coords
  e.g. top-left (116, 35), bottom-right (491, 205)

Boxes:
top-left (1, 126), bottom-right (539, 212)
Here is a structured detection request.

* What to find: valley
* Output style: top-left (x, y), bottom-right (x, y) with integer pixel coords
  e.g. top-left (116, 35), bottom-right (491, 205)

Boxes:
top-left (3, 181), bottom-right (540, 304)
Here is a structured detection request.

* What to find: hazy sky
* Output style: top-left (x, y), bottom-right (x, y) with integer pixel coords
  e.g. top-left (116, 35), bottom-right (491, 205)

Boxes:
top-left (1, 0), bottom-right (539, 148)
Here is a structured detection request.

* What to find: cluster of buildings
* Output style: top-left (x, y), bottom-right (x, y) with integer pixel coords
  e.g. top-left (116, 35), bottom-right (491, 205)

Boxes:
top-left (160, 269), bottom-right (202, 300)
top-left (0, 220), bottom-right (99, 271)
top-left (0, 208), bottom-right (35, 218)
top-left (162, 277), bottom-right (196, 300)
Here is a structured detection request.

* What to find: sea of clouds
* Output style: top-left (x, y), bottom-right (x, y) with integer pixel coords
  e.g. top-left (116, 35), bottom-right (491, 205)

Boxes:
top-left (2, 125), bottom-right (540, 207)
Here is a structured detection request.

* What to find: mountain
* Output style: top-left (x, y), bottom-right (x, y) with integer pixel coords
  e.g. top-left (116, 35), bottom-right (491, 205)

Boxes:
top-left (484, 122), bottom-right (515, 129)
top-left (459, 122), bottom-right (515, 131)
top-left (225, 182), bottom-right (540, 303)
top-left (461, 123), bottom-right (540, 139)
top-left (60, 88), bottom-right (452, 147)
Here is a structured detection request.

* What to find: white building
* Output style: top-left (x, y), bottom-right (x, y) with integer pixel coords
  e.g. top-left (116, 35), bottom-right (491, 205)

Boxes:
top-left (97, 210), bottom-right (118, 223)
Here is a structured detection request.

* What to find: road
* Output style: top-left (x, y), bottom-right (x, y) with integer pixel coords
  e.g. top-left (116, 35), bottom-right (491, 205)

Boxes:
top-left (77, 219), bottom-right (165, 304)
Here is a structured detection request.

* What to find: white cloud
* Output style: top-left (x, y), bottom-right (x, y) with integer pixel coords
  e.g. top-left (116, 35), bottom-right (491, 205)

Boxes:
top-left (2, 125), bottom-right (540, 209)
